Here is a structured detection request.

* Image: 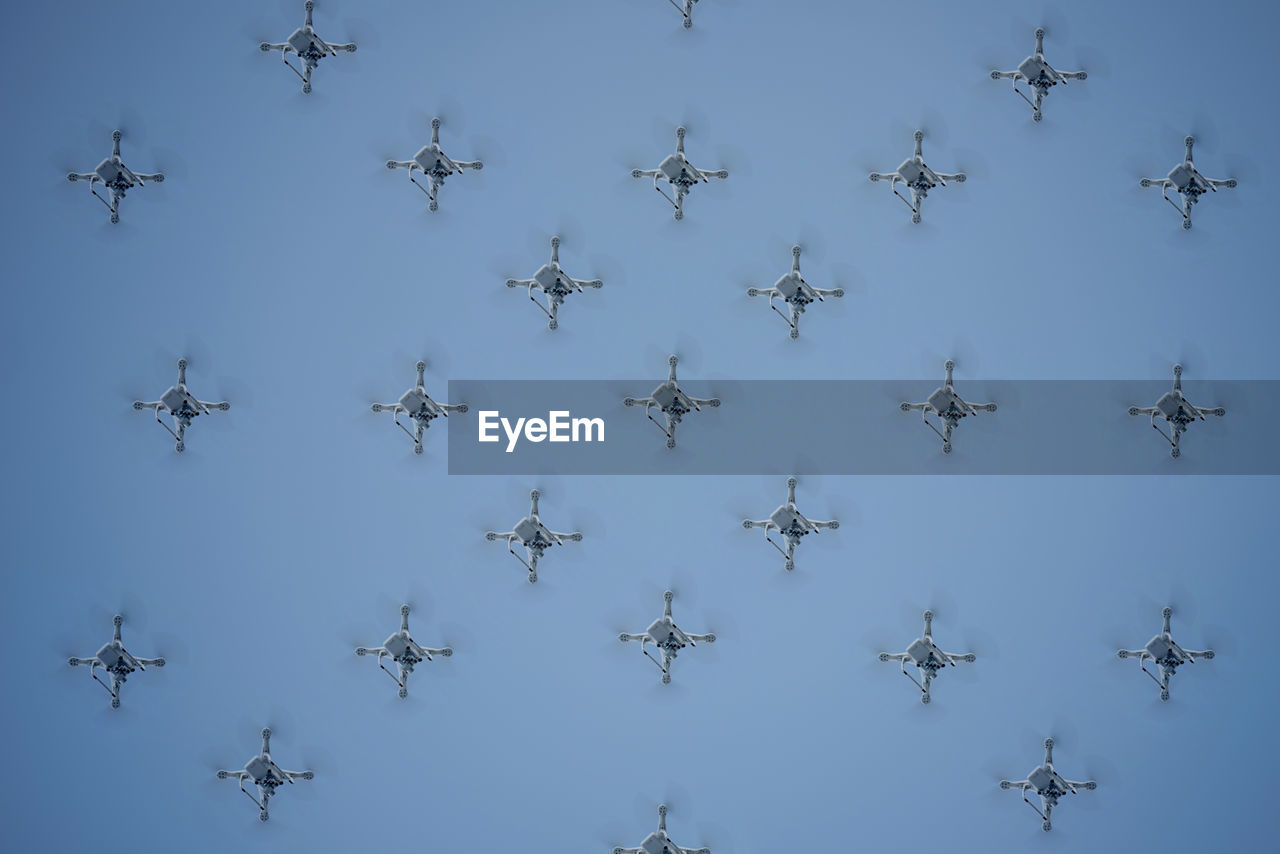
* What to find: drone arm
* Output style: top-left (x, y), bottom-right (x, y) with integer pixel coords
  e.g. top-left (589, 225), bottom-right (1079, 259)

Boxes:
top-left (569, 276), bottom-right (604, 289)
top-left (505, 277), bottom-right (536, 288)
top-left (990, 69), bottom-right (1021, 82)
top-left (808, 518), bottom-right (838, 531)
top-left (685, 632), bottom-right (715, 644)
top-left (196, 399), bottom-right (230, 413)
top-left (1138, 177), bottom-right (1171, 189)
top-left (452, 159), bottom-right (483, 171)
top-left (386, 160), bottom-right (415, 171)
top-left (547, 530), bottom-right (582, 544)
top-left (689, 396), bottom-right (720, 407)
top-left (960, 398), bottom-right (996, 413)
top-left (134, 172), bottom-right (164, 183)
top-left (935, 170), bottom-right (966, 183)
top-left (1206, 176), bottom-right (1237, 188)
top-left (322, 40), bottom-right (357, 53)
top-left (878, 652), bottom-right (909, 663)
top-left (282, 768), bottom-right (314, 781)
top-left (631, 168), bottom-right (661, 179)
top-left (622, 395), bottom-right (656, 407)
top-left (614, 848), bottom-right (644, 854)
top-left (439, 402), bottom-right (468, 414)
top-left (618, 632), bottom-right (647, 643)
top-left (134, 656), bottom-right (166, 668)
top-left (215, 769), bottom-right (248, 781)
top-left (868, 171), bottom-right (899, 184)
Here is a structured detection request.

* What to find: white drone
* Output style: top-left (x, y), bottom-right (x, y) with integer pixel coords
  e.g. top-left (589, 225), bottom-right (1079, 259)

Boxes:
top-left (1117, 606), bottom-right (1214, 701)
top-left (133, 358), bottom-right (230, 453)
top-left (989, 27), bottom-right (1087, 122)
top-left (619, 590), bottom-right (715, 684)
top-left (371, 360), bottom-right (467, 454)
top-left (259, 1), bottom-right (356, 94)
top-left (216, 727), bottom-right (313, 822)
top-left (66, 129), bottom-right (164, 224)
top-left (742, 476), bottom-right (838, 571)
top-left (1139, 135), bottom-right (1237, 229)
top-left (386, 117), bottom-right (483, 212)
top-left (355, 604), bottom-right (452, 699)
top-left (869, 130), bottom-right (966, 224)
top-left (67, 614), bottom-right (165, 709)
top-left (900, 359), bottom-right (996, 454)
top-left (485, 489), bottom-right (582, 583)
top-left (746, 245), bottom-right (844, 339)
top-left (877, 610), bottom-right (974, 704)
top-left (999, 738), bottom-right (1096, 832)
top-left (631, 126), bottom-right (728, 220)
top-left (623, 355), bottom-right (720, 449)
top-left (1128, 363), bottom-right (1224, 458)
top-left (614, 804), bottom-right (710, 854)
top-left (504, 236), bottom-right (603, 330)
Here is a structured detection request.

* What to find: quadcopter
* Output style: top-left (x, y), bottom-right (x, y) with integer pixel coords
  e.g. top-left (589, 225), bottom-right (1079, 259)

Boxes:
top-left (877, 610), bottom-right (974, 704)
top-left (504, 236), bottom-right (603, 330)
top-left (1139, 135), bottom-right (1237, 229)
top-left (259, 1), bottom-right (356, 94)
top-left (133, 358), bottom-right (230, 453)
top-left (1127, 363), bottom-right (1224, 458)
top-left (66, 129), bottom-right (164, 224)
top-left (614, 804), bottom-right (710, 854)
top-left (630, 126), bottom-right (728, 220)
top-left (623, 355), bottom-right (720, 449)
top-left (619, 590), bottom-right (715, 684)
top-left (746, 245), bottom-right (844, 339)
top-left (385, 117), bottom-right (483, 212)
top-left (67, 614), bottom-right (164, 709)
top-left (900, 359), bottom-right (996, 454)
top-left (869, 130), bottom-right (966, 224)
top-left (1117, 606), bottom-right (1214, 701)
top-left (741, 476), bottom-right (838, 571)
top-left (999, 738), bottom-right (1095, 832)
top-left (371, 360), bottom-right (467, 454)
top-left (355, 604), bottom-right (451, 699)
top-left (485, 489), bottom-right (582, 583)
top-left (216, 727), bottom-right (313, 822)
top-left (989, 27), bottom-right (1087, 122)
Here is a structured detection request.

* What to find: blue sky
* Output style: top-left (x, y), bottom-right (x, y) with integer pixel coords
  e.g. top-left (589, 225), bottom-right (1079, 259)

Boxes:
top-left (2, 0), bottom-right (1276, 850)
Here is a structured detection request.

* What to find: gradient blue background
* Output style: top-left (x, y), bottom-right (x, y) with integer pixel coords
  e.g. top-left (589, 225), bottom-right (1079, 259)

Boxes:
top-left (2, 0), bottom-right (1276, 850)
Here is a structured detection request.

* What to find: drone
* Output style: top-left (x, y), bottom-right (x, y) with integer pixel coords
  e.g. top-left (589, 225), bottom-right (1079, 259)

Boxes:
top-left (1139, 135), bottom-right (1237, 229)
top-left (371, 360), bottom-right (468, 454)
top-left (900, 359), bottom-right (996, 454)
top-left (1117, 606), bottom-right (1214, 701)
top-left (623, 355), bottom-right (720, 449)
top-left (485, 489), bottom-right (582, 583)
top-left (1127, 363), bottom-right (1224, 458)
top-left (877, 610), bottom-right (974, 704)
top-left (741, 476), bottom-right (838, 571)
top-left (133, 358), bottom-right (230, 453)
top-left (66, 129), bottom-right (164, 224)
top-left (989, 27), bottom-right (1087, 122)
top-left (619, 590), bottom-right (715, 684)
top-left (614, 804), bottom-right (710, 854)
top-left (216, 727), bottom-right (313, 822)
top-left (355, 604), bottom-right (452, 699)
top-left (259, 1), bottom-right (356, 94)
top-left (631, 126), bottom-right (728, 220)
top-left (999, 738), bottom-right (1096, 832)
top-left (869, 130), bottom-right (966, 224)
top-left (746, 246), bottom-right (844, 339)
top-left (505, 236), bottom-right (603, 330)
top-left (385, 117), bottom-right (483, 212)
top-left (67, 614), bottom-right (164, 709)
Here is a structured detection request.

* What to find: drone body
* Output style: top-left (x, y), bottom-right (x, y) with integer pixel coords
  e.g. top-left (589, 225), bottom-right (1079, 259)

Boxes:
top-left (877, 610), bottom-right (974, 704)
top-left (505, 236), bottom-right (603, 330)
top-left (1000, 738), bottom-right (1096, 832)
top-left (623, 355), bottom-right (720, 449)
top-left (990, 28), bottom-right (1087, 122)
top-left (133, 358), bottom-right (230, 453)
top-left (355, 604), bottom-right (451, 699)
top-left (216, 728), bottom-right (313, 822)
top-left (386, 117), bottom-right (483, 211)
top-left (1128, 363), bottom-right (1224, 458)
top-left (371, 360), bottom-right (467, 454)
top-left (1139, 136), bottom-right (1236, 229)
top-left (747, 246), bottom-right (844, 339)
top-left (869, 130), bottom-right (965, 224)
top-left (614, 804), bottom-right (710, 854)
top-left (485, 489), bottom-right (582, 583)
top-left (67, 614), bottom-right (165, 709)
top-left (742, 476), bottom-right (838, 571)
top-left (1117, 607), bottom-right (1214, 701)
top-left (900, 360), bottom-right (996, 454)
top-left (619, 591), bottom-right (715, 684)
top-left (66, 130), bottom-right (164, 224)
top-left (631, 126), bottom-right (728, 220)
top-left (259, 1), bottom-right (356, 94)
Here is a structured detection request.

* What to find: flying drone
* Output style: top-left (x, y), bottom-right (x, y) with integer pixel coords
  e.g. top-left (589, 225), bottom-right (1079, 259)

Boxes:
top-left (999, 738), bottom-right (1096, 832)
top-left (386, 117), bottom-right (483, 212)
top-left (504, 236), bottom-right (603, 330)
top-left (485, 489), bottom-right (582, 583)
top-left (1117, 606), bottom-right (1214, 701)
top-left (877, 610), bottom-right (975, 704)
top-left (1139, 135), bottom-right (1236, 229)
top-left (66, 129), bottom-right (164, 224)
top-left (900, 359), bottom-right (996, 454)
top-left (746, 245), bottom-right (844, 339)
top-left (133, 358), bottom-right (230, 453)
top-left (613, 804), bottom-right (710, 854)
top-left (355, 604), bottom-right (452, 699)
top-left (216, 728), bottom-right (313, 822)
top-left (869, 130), bottom-right (966, 224)
top-left (741, 476), bottom-right (838, 571)
top-left (67, 614), bottom-right (165, 709)
top-left (989, 27), bottom-right (1087, 122)
top-left (371, 360), bottom-right (468, 454)
top-left (619, 590), bottom-right (715, 684)
top-left (623, 355), bottom-right (720, 449)
top-left (630, 126), bottom-right (728, 220)
top-left (258, 1), bottom-right (356, 94)
top-left (1127, 363), bottom-right (1224, 458)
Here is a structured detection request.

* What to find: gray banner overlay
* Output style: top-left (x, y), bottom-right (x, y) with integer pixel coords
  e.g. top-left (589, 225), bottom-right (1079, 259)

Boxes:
top-left (446, 380), bottom-right (1280, 474)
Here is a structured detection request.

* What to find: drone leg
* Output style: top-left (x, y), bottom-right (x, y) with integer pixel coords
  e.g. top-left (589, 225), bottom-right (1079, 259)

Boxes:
top-left (1138, 657), bottom-right (1165, 689)
top-left (767, 300), bottom-right (797, 336)
top-left (644, 409), bottom-right (674, 442)
top-left (920, 413), bottom-right (949, 445)
top-left (653, 181), bottom-right (679, 212)
top-left (889, 180), bottom-right (917, 213)
top-left (1012, 81), bottom-right (1038, 112)
top-left (87, 663), bottom-right (119, 701)
top-left (898, 659), bottom-right (926, 693)
top-left (1160, 185), bottom-right (1188, 221)
top-left (239, 777), bottom-right (266, 812)
top-left (504, 541), bottom-right (535, 574)
top-left (375, 652), bottom-right (405, 688)
top-left (1020, 789), bottom-right (1048, 822)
